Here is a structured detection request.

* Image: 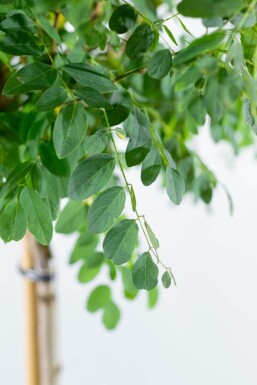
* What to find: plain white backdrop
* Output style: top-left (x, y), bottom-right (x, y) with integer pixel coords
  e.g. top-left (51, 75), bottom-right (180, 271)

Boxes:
top-left (1, 127), bottom-right (257, 385)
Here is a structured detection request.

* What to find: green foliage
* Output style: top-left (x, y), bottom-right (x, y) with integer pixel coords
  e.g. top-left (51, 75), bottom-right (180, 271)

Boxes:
top-left (132, 252), bottom-right (159, 290)
top-left (103, 219), bottom-right (138, 265)
top-left (53, 102), bottom-right (88, 158)
top-left (0, 0), bottom-right (256, 329)
top-left (88, 186), bottom-right (126, 233)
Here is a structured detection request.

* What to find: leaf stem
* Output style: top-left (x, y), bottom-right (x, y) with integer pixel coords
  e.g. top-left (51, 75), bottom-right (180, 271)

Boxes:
top-left (103, 109), bottom-right (176, 284)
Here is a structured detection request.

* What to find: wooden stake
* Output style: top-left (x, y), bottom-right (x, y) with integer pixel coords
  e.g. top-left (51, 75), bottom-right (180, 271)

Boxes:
top-left (22, 232), bottom-right (59, 385)
top-left (22, 232), bottom-right (41, 385)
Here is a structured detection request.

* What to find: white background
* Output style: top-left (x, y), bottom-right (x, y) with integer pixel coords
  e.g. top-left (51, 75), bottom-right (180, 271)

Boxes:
top-left (1, 128), bottom-right (257, 385)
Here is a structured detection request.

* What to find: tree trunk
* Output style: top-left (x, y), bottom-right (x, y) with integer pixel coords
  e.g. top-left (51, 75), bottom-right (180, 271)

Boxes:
top-left (22, 232), bottom-right (59, 385)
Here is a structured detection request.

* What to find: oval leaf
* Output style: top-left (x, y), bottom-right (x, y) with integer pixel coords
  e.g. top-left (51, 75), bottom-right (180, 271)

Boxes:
top-left (63, 63), bottom-right (117, 92)
top-left (132, 252), bottom-right (159, 290)
top-left (20, 187), bottom-right (53, 245)
top-left (0, 199), bottom-right (27, 242)
top-left (37, 87), bottom-right (67, 112)
top-left (53, 102), bottom-right (88, 159)
top-left (0, 31), bottom-right (44, 56)
top-left (162, 271), bottom-right (171, 288)
top-left (109, 4), bottom-right (137, 34)
top-left (166, 167), bottom-right (185, 205)
top-left (88, 186), bottom-right (126, 234)
top-left (103, 219), bottom-right (138, 265)
top-left (147, 49), bottom-right (172, 79)
top-left (2, 63), bottom-right (57, 95)
top-left (125, 23), bottom-right (155, 59)
top-left (74, 87), bottom-right (112, 109)
top-left (141, 148), bottom-right (162, 186)
top-left (102, 302), bottom-right (120, 329)
top-left (68, 154), bottom-right (116, 200)
top-left (87, 285), bottom-right (111, 313)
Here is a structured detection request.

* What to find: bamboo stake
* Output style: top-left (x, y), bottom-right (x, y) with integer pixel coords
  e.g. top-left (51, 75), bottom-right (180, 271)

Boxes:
top-left (22, 233), bottom-right (59, 385)
top-left (22, 232), bottom-right (41, 385)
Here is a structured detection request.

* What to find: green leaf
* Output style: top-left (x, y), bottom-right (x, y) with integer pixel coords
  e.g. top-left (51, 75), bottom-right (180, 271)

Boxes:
top-left (68, 154), bottom-right (116, 200)
top-left (37, 16), bottom-right (62, 44)
top-left (147, 49), bottom-right (172, 79)
top-left (63, 63), bottom-right (117, 92)
top-left (0, 199), bottom-right (27, 242)
top-left (69, 232), bottom-right (99, 264)
top-left (109, 4), bottom-right (137, 34)
top-left (34, 165), bottom-right (60, 220)
top-left (20, 187), bottom-right (53, 245)
top-left (87, 285), bottom-right (111, 312)
top-left (121, 267), bottom-right (138, 299)
top-left (162, 271), bottom-right (171, 288)
top-left (83, 129), bottom-right (109, 156)
top-left (88, 186), bottom-right (126, 234)
top-left (177, 0), bottom-right (243, 18)
top-left (124, 107), bottom-right (150, 147)
top-left (144, 220), bottom-right (159, 249)
top-left (3, 63), bottom-right (57, 95)
top-left (125, 23), bottom-right (155, 59)
top-left (0, 31), bottom-right (44, 56)
top-left (74, 87), bottom-right (112, 109)
top-left (115, 127), bottom-right (126, 139)
top-left (40, 142), bottom-right (70, 177)
top-left (0, 162), bottom-right (32, 209)
top-left (55, 200), bottom-right (87, 234)
top-left (173, 32), bottom-right (225, 66)
top-left (53, 102), bottom-right (88, 159)
top-left (141, 148), bottom-right (162, 186)
top-left (78, 263), bottom-right (101, 283)
top-left (103, 219), bottom-right (138, 265)
top-left (37, 87), bottom-right (67, 112)
top-left (166, 167), bottom-right (185, 205)
top-left (129, 185), bottom-right (137, 212)
top-left (125, 138), bottom-right (152, 167)
top-left (102, 302), bottom-right (120, 330)
top-left (105, 91), bottom-right (132, 126)
top-left (132, 251), bottom-right (158, 290)
top-left (148, 287), bottom-right (158, 308)
top-left (163, 25), bottom-right (178, 46)
top-left (0, 13), bottom-right (36, 33)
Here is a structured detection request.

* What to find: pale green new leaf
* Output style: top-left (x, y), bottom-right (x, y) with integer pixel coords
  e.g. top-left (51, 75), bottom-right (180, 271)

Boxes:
top-left (132, 252), bottom-right (158, 290)
top-left (68, 154), bottom-right (116, 200)
top-left (53, 102), bottom-right (88, 158)
top-left (103, 219), bottom-right (138, 265)
top-left (102, 302), bottom-right (120, 330)
top-left (20, 187), bottom-right (53, 245)
top-left (78, 263), bottom-right (101, 283)
top-left (144, 220), bottom-right (159, 249)
top-left (55, 201), bottom-right (87, 234)
top-left (88, 186), bottom-right (126, 233)
top-left (87, 285), bottom-right (111, 312)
